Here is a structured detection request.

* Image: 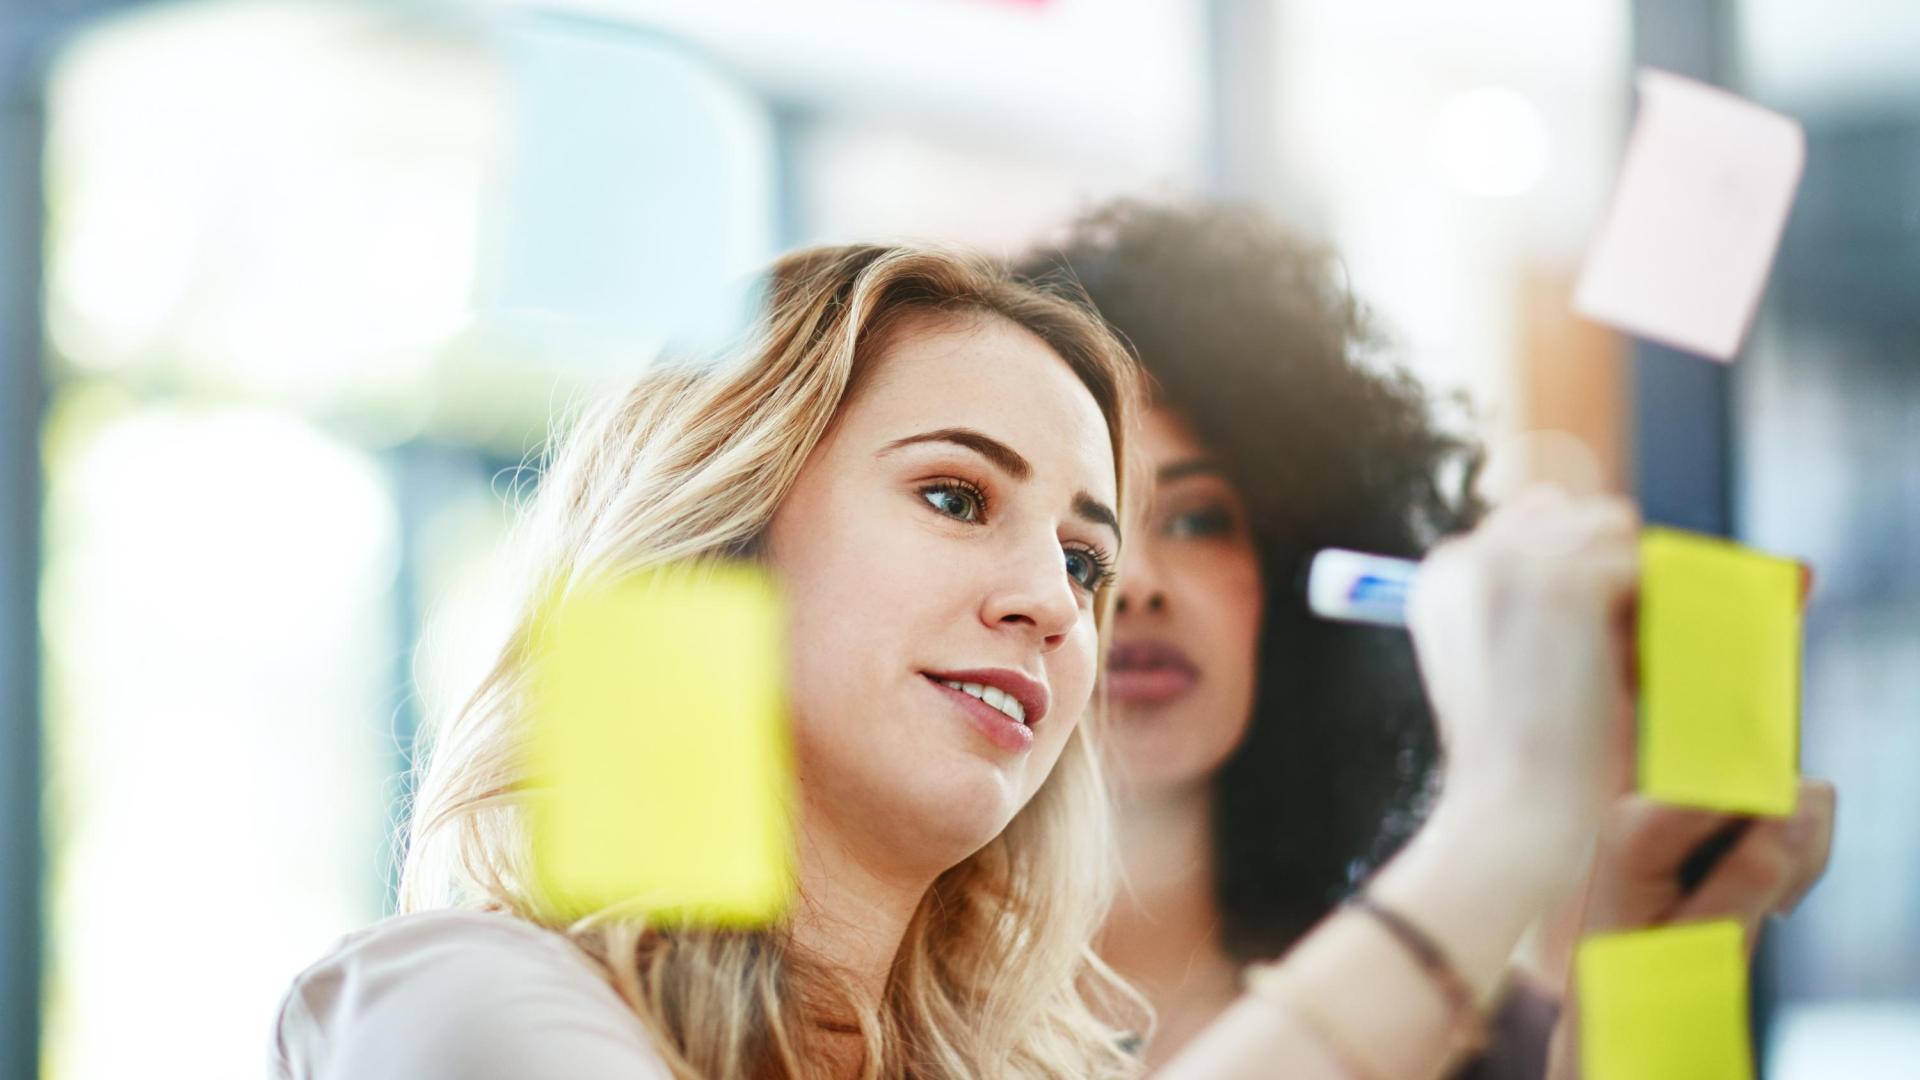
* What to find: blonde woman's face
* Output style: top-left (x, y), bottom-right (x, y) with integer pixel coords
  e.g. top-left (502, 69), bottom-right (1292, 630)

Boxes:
top-left (763, 312), bottom-right (1120, 874)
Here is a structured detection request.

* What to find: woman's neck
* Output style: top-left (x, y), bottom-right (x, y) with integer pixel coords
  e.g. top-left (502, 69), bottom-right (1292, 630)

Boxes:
top-left (1101, 781), bottom-right (1243, 1067)
top-left (785, 807), bottom-right (955, 1080)
top-left (787, 816), bottom-right (953, 1078)
top-left (789, 825), bottom-right (927, 1011)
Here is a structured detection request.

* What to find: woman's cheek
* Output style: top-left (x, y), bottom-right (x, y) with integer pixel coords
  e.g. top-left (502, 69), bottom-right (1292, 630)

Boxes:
top-left (1216, 548), bottom-right (1264, 634)
top-left (1188, 551), bottom-right (1262, 691)
top-left (1053, 618), bottom-right (1102, 730)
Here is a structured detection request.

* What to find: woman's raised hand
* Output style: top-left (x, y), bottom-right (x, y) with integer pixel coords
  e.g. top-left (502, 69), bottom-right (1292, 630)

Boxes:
top-left (1160, 489), bottom-right (1653, 1080)
top-left (1407, 487), bottom-right (1642, 893)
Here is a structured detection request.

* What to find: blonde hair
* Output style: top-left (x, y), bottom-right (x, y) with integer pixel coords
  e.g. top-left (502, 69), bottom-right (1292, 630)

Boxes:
top-left (399, 243), bottom-right (1147, 1077)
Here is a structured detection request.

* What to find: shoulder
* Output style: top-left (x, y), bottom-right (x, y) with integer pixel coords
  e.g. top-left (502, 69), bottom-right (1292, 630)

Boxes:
top-left (269, 909), bottom-right (673, 1080)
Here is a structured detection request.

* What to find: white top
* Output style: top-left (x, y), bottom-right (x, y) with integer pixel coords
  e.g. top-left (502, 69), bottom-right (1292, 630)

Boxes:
top-left (268, 909), bottom-right (672, 1079)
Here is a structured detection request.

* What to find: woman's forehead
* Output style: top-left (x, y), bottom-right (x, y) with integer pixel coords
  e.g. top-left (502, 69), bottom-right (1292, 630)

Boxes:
top-left (1140, 406), bottom-right (1211, 463)
top-left (1130, 407), bottom-right (1241, 520)
top-left (848, 313), bottom-right (1118, 496)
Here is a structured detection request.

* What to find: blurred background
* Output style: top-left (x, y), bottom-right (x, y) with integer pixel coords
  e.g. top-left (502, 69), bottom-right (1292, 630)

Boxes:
top-left (0, 0), bottom-right (1914, 1077)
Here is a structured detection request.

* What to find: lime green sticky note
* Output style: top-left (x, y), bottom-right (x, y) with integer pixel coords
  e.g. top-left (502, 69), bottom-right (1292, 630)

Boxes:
top-left (525, 564), bottom-right (795, 924)
top-left (1638, 527), bottom-right (1803, 816)
top-left (1577, 920), bottom-right (1753, 1080)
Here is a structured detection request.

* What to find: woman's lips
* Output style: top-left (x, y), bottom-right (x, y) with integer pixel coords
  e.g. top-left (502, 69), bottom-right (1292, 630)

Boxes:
top-left (924, 675), bottom-right (1035, 752)
top-left (1104, 639), bottom-right (1201, 703)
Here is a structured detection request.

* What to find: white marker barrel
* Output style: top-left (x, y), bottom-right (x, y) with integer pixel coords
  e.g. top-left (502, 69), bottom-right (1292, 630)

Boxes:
top-left (1305, 549), bottom-right (1419, 628)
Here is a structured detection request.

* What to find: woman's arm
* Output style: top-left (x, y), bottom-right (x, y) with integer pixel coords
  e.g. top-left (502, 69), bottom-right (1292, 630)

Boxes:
top-left (1157, 796), bottom-right (1582, 1079)
top-left (1157, 490), bottom-right (1641, 1079)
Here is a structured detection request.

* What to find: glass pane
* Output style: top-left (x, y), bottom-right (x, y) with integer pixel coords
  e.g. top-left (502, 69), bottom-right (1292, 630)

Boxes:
top-left (1733, 2), bottom-right (1920, 1074)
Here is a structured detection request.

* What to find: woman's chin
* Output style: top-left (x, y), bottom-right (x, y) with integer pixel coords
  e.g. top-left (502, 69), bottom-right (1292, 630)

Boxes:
top-left (1108, 740), bottom-right (1227, 802)
top-left (1106, 703), bottom-right (1247, 797)
top-left (794, 704), bottom-right (1047, 871)
top-left (904, 769), bottom-right (1027, 857)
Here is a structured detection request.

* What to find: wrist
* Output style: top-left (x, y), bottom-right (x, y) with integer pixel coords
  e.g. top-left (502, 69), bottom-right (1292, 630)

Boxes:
top-left (1427, 779), bottom-right (1603, 896)
top-left (1363, 796), bottom-right (1594, 1006)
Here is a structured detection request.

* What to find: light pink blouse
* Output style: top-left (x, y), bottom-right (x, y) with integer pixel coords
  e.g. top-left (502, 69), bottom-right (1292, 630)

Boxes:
top-left (269, 909), bottom-right (672, 1079)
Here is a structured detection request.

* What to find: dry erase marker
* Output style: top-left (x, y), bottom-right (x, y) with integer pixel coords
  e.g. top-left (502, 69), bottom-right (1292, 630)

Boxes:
top-left (1305, 549), bottom-right (1418, 628)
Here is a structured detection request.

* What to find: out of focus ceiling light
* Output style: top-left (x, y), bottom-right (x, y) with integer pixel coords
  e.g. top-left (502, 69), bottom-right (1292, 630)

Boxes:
top-left (1429, 85), bottom-right (1552, 198)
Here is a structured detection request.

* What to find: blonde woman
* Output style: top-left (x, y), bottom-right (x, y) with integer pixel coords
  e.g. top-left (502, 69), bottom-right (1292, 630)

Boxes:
top-left (271, 242), bottom-right (1643, 1079)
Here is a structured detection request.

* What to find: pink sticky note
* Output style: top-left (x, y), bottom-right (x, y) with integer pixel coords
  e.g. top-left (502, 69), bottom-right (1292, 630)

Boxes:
top-left (1574, 69), bottom-right (1805, 362)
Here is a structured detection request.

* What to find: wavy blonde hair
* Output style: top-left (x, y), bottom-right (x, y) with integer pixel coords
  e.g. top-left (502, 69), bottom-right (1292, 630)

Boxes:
top-left (398, 243), bottom-right (1148, 1077)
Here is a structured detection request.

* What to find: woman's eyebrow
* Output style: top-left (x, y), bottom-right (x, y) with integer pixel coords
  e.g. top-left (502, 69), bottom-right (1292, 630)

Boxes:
top-left (878, 427), bottom-right (1032, 481)
top-left (1158, 458), bottom-right (1227, 483)
top-left (1074, 493), bottom-right (1122, 545)
top-left (879, 427), bottom-right (1121, 543)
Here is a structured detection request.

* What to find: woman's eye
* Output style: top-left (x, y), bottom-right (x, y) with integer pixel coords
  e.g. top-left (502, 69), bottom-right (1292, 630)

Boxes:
top-left (1063, 547), bottom-right (1113, 593)
top-left (920, 483), bottom-right (983, 522)
top-left (1164, 505), bottom-right (1237, 539)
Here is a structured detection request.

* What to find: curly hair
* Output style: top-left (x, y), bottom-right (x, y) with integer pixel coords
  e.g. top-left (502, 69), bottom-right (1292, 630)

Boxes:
top-left (1016, 200), bottom-right (1485, 961)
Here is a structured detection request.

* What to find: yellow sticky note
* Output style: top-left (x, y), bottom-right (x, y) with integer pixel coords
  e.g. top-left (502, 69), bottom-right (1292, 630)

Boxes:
top-left (1577, 920), bottom-right (1753, 1080)
top-left (525, 564), bottom-right (794, 924)
top-left (1638, 527), bottom-right (1803, 816)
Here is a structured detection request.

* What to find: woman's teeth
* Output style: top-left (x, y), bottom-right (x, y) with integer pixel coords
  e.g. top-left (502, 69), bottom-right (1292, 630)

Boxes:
top-left (938, 679), bottom-right (1027, 725)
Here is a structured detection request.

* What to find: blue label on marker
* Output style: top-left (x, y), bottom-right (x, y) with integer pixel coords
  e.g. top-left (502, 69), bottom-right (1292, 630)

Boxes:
top-left (1348, 573), bottom-right (1410, 609)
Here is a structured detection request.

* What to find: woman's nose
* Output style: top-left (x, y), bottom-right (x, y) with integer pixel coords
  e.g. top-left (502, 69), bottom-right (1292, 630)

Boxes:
top-left (1113, 587), bottom-right (1166, 616)
top-left (982, 544), bottom-right (1082, 650)
top-left (1113, 542), bottom-right (1168, 616)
